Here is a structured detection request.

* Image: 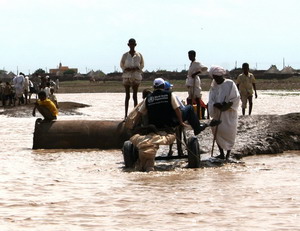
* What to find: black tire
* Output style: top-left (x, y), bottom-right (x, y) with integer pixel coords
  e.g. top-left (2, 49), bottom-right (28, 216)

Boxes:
top-left (122, 140), bottom-right (138, 168)
top-left (187, 136), bottom-right (201, 168)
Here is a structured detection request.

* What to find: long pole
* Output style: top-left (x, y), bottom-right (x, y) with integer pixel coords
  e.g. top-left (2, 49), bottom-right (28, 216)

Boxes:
top-left (211, 109), bottom-right (222, 157)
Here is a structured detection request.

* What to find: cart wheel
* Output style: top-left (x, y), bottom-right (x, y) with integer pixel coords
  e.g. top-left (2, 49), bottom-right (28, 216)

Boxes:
top-left (122, 140), bottom-right (138, 168)
top-left (187, 136), bottom-right (201, 168)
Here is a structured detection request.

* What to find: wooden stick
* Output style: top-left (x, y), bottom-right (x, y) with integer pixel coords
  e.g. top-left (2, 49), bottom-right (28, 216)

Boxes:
top-left (211, 109), bottom-right (222, 157)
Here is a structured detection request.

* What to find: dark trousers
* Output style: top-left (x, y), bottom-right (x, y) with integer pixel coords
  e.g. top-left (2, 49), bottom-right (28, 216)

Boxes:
top-left (181, 105), bottom-right (201, 133)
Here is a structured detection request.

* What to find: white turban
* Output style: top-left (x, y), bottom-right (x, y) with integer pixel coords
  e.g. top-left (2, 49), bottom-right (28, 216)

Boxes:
top-left (209, 65), bottom-right (227, 77)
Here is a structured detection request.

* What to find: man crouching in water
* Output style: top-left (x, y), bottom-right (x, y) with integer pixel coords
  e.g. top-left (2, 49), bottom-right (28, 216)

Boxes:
top-left (32, 91), bottom-right (58, 122)
top-left (130, 78), bottom-right (218, 172)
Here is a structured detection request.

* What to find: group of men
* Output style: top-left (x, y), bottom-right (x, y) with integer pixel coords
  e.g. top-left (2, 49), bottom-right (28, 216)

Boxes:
top-left (0, 72), bottom-right (59, 122)
top-left (121, 38), bottom-right (258, 171)
top-left (0, 73), bottom-right (31, 106)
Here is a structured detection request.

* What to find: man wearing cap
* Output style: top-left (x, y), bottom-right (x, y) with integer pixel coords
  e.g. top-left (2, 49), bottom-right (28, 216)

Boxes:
top-left (208, 66), bottom-right (240, 160)
top-left (130, 78), bottom-right (188, 171)
top-left (144, 78), bottom-right (186, 128)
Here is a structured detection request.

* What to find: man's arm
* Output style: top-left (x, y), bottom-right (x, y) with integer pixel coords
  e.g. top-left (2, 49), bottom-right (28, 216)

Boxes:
top-left (32, 103), bottom-right (37, 117)
top-left (174, 107), bottom-right (188, 127)
top-left (191, 71), bottom-right (201, 78)
top-left (132, 111), bottom-right (142, 128)
top-left (253, 83), bottom-right (258, 98)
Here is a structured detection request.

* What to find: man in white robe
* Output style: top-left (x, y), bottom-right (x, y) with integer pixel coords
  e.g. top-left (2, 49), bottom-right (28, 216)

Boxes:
top-left (185, 50), bottom-right (207, 118)
top-left (13, 73), bottom-right (25, 105)
top-left (208, 66), bottom-right (240, 159)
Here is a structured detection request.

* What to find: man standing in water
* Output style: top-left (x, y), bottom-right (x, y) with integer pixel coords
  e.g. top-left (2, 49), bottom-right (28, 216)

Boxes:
top-left (208, 66), bottom-right (240, 160)
top-left (236, 63), bottom-right (258, 115)
top-left (120, 38), bottom-right (144, 119)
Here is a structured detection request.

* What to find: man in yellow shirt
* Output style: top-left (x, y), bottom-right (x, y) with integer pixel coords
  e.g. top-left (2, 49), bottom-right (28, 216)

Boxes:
top-left (32, 91), bottom-right (58, 121)
top-left (236, 63), bottom-right (258, 115)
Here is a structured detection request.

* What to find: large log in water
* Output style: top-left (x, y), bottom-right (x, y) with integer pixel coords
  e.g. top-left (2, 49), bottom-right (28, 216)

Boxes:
top-left (32, 119), bottom-right (130, 149)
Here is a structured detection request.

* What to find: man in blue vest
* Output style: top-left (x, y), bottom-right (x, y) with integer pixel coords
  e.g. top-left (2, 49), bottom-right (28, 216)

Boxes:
top-left (138, 78), bottom-right (205, 134)
top-left (130, 78), bottom-right (207, 171)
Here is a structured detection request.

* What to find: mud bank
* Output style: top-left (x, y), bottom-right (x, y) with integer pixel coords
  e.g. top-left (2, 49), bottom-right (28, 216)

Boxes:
top-left (0, 101), bottom-right (89, 117)
top-left (196, 113), bottom-right (300, 159)
top-left (234, 113), bottom-right (300, 158)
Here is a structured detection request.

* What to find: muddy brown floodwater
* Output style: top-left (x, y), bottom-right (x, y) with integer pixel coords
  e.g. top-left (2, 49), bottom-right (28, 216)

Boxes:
top-left (0, 91), bottom-right (299, 231)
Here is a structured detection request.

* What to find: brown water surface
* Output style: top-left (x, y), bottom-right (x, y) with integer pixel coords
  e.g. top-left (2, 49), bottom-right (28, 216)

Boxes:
top-left (0, 91), bottom-right (299, 230)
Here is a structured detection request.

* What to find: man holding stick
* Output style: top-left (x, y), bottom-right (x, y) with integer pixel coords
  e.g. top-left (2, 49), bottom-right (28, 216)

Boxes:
top-left (208, 66), bottom-right (240, 160)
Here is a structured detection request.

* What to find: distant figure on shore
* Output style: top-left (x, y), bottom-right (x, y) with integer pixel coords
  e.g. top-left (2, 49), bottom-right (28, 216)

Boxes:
top-left (13, 72), bottom-right (25, 105)
top-left (208, 66), bottom-right (240, 160)
top-left (42, 82), bottom-right (51, 98)
top-left (185, 50), bottom-right (207, 119)
top-left (28, 79), bottom-right (37, 103)
top-left (49, 88), bottom-right (59, 109)
top-left (236, 63), bottom-right (258, 115)
top-left (2, 82), bottom-right (14, 106)
top-left (32, 91), bottom-right (58, 122)
top-left (23, 75), bottom-right (30, 104)
top-left (120, 38), bottom-right (144, 119)
top-left (55, 78), bottom-right (59, 92)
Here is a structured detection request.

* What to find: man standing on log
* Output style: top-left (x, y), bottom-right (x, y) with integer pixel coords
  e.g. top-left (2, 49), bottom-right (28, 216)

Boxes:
top-left (120, 38), bottom-right (144, 119)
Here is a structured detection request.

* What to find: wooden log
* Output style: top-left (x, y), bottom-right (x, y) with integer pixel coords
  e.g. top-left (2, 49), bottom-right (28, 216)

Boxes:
top-left (32, 119), bottom-right (130, 149)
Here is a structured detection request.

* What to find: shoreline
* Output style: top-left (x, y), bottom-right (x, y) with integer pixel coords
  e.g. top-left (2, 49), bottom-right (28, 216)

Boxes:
top-left (56, 78), bottom-right (300, 93)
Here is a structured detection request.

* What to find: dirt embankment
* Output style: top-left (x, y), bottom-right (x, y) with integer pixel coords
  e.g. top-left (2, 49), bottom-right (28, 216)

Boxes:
top-left (0, 101), bottom-right (89, 117)
top-left (196, 113), bottom-right (300, 158)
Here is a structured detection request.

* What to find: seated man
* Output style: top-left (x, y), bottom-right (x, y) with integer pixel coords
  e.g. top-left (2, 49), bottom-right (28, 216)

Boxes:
top-left (32, 91), bottom-right (58, 121)
top-left (130, 78), bottom-right (220, 172)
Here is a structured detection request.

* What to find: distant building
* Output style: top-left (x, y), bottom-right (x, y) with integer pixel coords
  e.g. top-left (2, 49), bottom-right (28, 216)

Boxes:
top-left (49, 62), bottom-right (78, 76)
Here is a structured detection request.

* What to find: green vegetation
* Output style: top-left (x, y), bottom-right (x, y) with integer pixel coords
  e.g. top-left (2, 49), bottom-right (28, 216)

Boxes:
top-left (33, 68), bottom-right (46, 75)
top-left (57, 76), bottom-right (300, 94)
top-left (64, 69), bottom-right (76, 75)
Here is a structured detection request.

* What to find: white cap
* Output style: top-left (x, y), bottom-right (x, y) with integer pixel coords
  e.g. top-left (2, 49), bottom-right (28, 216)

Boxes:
top-left (153, 78), bottom-right (165, 87)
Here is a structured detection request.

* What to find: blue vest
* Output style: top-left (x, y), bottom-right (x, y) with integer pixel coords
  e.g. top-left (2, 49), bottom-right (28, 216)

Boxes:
top-left (146, 90), bottom-right (177, 128)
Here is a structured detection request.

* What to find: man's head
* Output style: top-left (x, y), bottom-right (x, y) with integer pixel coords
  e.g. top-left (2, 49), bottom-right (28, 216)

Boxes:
top-left (153, 78), bottom-right (165, 89)
top-left (164, 81), bottom-right (173, 91)
top-left (50, 88), bottom-right (55, 94)
top-left (188, 50), bottom-right (196, 61)
top-left (209, 66), bottom-right (226, 85)
top-left (128, 38), bottom-right (137, 49)
top-left (38, 91), bottom-right (47, 101)
top-left (242, 63), bottom-right (249, 75)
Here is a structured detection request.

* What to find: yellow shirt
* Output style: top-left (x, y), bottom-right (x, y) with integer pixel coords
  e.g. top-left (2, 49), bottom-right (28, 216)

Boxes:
top-left (236, 72), bottom-right (256, 95)
top-left (38, 99), bottom-right (58, 116)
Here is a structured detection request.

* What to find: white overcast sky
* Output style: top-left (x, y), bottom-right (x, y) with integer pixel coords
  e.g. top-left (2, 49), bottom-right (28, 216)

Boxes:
top-left (1, 0), bottom-right (299, 74)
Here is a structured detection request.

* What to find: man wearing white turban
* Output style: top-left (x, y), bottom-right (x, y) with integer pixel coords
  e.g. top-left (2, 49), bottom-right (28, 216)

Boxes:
top-left (208, 66), bottom-right (240, 159)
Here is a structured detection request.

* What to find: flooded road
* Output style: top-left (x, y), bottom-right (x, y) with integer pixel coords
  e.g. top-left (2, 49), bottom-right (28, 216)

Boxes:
top-left (0, 91), bottom-right (299, 230)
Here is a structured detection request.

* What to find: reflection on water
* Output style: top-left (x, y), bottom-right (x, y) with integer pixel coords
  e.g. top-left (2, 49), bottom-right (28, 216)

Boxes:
top-left (0, 91), bottom-right (300, 230)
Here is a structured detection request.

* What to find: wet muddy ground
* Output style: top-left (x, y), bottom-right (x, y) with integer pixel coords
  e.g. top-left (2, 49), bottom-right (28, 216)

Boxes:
top-left (1, 91), bottom-right (299, 231)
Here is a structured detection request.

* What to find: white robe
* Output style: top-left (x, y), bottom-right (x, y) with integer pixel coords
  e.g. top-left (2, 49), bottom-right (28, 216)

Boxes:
top-left (13, 75), bottom-right (25, 97)
top-left (208, 79), bottom-right (240, 150)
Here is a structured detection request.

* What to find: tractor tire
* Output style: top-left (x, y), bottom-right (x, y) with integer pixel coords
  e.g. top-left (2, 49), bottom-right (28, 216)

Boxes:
top-left (122, 140), bottom-right (138, 168)
top-left (187, 136), bottom-right (201, 168)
